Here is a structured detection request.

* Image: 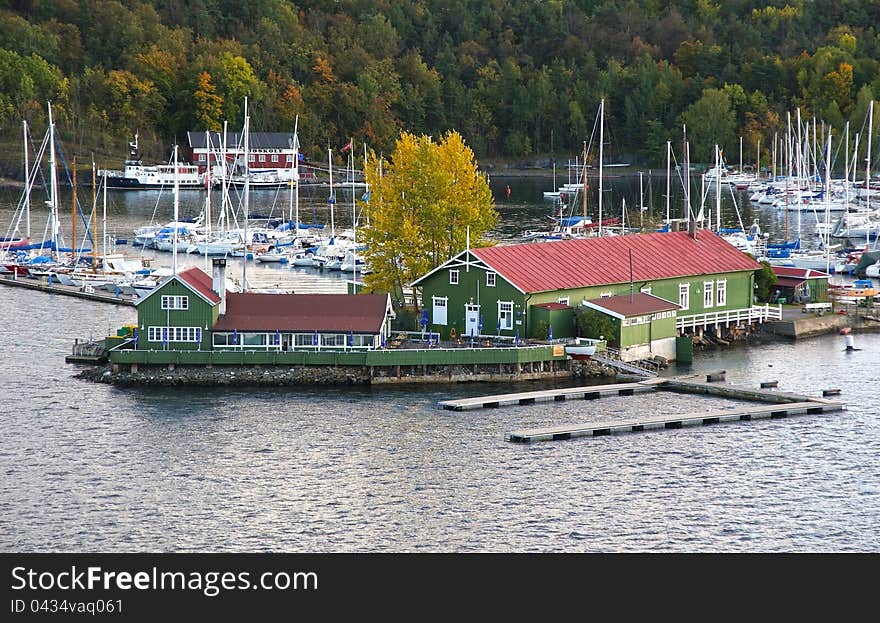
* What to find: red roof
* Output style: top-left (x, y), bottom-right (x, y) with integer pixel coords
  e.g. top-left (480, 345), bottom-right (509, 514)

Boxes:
top-left (471, 230), bottom-right (761, 293)
top-left (772, 266), bottom-right (830, 280)
top-left (586, 293), bottom-right (679, 317)
top-left (178, 267), bottom-right (222, 304)
top-left (533, 302), bottom-right (571, 310)
top-left (213, 293), bottom-right (391, 333)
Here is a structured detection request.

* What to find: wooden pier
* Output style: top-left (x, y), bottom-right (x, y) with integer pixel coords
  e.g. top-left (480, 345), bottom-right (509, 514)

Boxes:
top-left (505, 400), bottom-right (845, 443)
top-left (0, 275), bottom-right (137, 306)
top-left (438, 378), bottom-right (666, 411)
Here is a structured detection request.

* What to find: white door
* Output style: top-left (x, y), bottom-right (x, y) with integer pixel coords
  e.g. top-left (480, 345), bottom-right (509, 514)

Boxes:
top-left (465, 304), bottom-right (480, 337)
top-left (432, 296), bottom-right (447, 325)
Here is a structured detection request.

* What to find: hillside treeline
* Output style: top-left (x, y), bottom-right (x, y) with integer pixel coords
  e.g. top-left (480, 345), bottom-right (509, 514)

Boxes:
top-left (1, 0), bottom-right (879, 166)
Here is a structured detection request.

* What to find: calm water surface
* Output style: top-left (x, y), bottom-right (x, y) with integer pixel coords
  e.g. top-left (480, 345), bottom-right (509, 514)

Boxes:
top-left (1, 176), bottom-right (878, 552)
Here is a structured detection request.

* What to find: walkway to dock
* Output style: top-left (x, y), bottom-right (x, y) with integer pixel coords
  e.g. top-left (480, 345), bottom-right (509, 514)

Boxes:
top-left (0, 276), bottom-right (137, 306)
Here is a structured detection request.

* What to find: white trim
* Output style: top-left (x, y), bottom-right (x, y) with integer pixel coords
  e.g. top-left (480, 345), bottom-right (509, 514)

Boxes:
top-left (716, 279), bottom-right (727, 307)
top-left (703, 281), bottom-right (714, 309)
top-left (409, 249), bottom-right (525, 293)
top-left (678, 283), bottom-right (690, 311)
top-left (498, 300), bottom-right (514, 330)
top-left (449, 269), bottom-right (459, 285)
top-left (432, 295), bottom-right (448, 325)
top-left (581, 300), bottom-right (626, 320)
top-left (486, 271), bottom-right (496, 287)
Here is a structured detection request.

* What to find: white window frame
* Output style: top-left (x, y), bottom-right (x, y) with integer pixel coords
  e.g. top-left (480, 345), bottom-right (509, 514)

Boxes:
top-left (432, 295), bottom-right (448, 326)
top-left (678, 283), bottom-right (690, 311)
top-left (716, 279), bottom-right (727, 307)
top-left (498, 301), bottom-right (514, 330)
top-left (161, 295), bottom-right (189, 310)
top-left (486, 271), bottom-right (496, 287)
top-left (198, 153), bottom-right (206, 162)
top-left (148, 326), bottom-right (201, 343)
top-left (248, 154), bottom-right (255, 162)
top-left (271, 154), bottom-right (279, 163)
top-left (640, 285), bottom-right (652, 295)
top-left (703, 281), bottom-right (714, 308)
top-left (557, 297), bottom-right (570, 306)
top-left (449, 269), bottom-right (460, 285)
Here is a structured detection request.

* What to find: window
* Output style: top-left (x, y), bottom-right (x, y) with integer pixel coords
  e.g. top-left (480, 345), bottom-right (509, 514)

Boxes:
top-left (640, 286), bottom-right (652, 295)
top-left (432, 296), bottom-right (448, 325)
top-left (600, 291), bottom-right (613, 298)
top-left (286, 155), bottom-right (293, 163)
top-left (486, 272), bottom-right (496, 287)
top-left (716, 279), bottom-right (727, 307)
top-left (557, 297), bottom-right (569, 306)
top-left (498, 301), bottom-right (514, 330)
top-left (161, 295), bottom-right (189, 310)
top-left (449, 269), bottom-right (459, 285)
top-left (248, 154), bottom-right (255, 162)
top-left (198, 154), bottom-right (206, 162)
top-left (149, 326), bottom-right (201, 343)
top-left (271, 154), bottom-right (279, 163)
top-left (678, 283), bottom-right (690, 311)
top-left (703, 281), bottom-right (714, 308)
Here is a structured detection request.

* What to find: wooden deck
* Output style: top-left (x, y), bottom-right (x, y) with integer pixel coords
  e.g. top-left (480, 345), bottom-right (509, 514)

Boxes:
top-left (505, 400), bottom-right (845, 443)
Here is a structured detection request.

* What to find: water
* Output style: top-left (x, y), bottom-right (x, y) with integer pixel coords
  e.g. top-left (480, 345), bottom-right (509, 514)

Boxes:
top-left (2, 177), bottom-right (879, 552)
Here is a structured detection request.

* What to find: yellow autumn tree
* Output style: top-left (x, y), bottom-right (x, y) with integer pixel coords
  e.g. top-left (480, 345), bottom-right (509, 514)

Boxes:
top-left (360, 131), bottom-right (497, 308)
top-left (194, 71), bottom-right (223, 131)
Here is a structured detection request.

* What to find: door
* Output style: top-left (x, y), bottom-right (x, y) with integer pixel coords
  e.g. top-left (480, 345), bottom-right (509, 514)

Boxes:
top-left (465, 304), bottom-right (480, 337)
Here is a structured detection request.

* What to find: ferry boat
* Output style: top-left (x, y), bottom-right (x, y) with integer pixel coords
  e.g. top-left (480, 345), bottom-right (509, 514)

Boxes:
top-left (98, 134), bottom-right (205, 190)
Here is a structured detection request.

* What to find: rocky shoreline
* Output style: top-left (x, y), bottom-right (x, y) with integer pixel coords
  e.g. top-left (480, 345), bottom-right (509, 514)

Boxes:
top-left (74, 359), bottom-right (617, 387)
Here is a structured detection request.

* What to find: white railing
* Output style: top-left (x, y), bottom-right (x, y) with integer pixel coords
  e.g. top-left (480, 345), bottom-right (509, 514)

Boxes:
top-left (676, 304), bottom-right (782, 331)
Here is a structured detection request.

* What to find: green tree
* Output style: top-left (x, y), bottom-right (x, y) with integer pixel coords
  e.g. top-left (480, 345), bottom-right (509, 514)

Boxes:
top-left (361, 131), bottom-right (498, 307)
top-left (754, 261), bottom-right (778, 303)
top-left (680, 88), bottom-right (736, 162)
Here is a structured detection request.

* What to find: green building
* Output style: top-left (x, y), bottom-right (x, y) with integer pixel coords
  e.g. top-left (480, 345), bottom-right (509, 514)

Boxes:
top-left (771, 266), bottom-right (830, 303)
top-left (411, 229), bottom-right (773, 362)
top-left (132, 259), bottom-right (395, 351)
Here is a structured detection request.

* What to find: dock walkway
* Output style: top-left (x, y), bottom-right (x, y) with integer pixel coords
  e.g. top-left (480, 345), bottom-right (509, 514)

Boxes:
top-left (438, 378), bottom-right (666, 411)
top-left (0, 276), bottom-right (137, 306)
top-left (505, 400), bottom-right (845, 442)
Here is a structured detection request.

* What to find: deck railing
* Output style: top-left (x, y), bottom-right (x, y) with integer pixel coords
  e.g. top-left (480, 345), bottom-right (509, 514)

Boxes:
top-left (676, 304), bottom-right (782, 331)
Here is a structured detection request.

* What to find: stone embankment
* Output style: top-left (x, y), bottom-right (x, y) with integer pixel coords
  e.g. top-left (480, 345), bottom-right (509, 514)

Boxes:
top-left (75, 358), bottom-right (618, 387)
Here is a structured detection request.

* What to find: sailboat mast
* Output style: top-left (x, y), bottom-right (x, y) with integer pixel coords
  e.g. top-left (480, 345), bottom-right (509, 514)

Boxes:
top-left (866, 100), bottom-right (874, 214)
top-left (242, 98), bottom-right (250, 293)
top-left (204, 130), bottom-right (211, 274)
top-left (598, 98), bottom-right (604, 237)
top-left (294, 118), bottom-right (300, 238)
top-left (72, 157), bottom-right (77, 259)
top-left (91, 161), bottom-right (97, 270)
top-left (581, 141), bottom-right (587, 225)
top-left (173, 144), bottom-right (179, 275)
top-left (102, 154), bottom-right (107, 259)
top-left (665, 140), bottom-right (671, 225)
top-left (824, 132), bottom-right (831, 274)
top-left (23, 120), bottom-right (30, 240)
top-left (715, 144), bottom-right (721, 231)
top-left (48, 102), bottom-right (59, 262)
top-left (329, 148), bottom-right (335, 238)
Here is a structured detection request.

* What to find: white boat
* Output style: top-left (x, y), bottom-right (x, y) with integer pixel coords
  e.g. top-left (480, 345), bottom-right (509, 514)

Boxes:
top-left (98, 133), bottom-right (205, 190)
top-left (565, 343), bottom-right (597, 359)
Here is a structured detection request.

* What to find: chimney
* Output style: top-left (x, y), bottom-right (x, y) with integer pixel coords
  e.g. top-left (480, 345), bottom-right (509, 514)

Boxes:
top-left (212, 258), bottom-right (227, 314)
top-left (687, 217), bottom-right (697, 240)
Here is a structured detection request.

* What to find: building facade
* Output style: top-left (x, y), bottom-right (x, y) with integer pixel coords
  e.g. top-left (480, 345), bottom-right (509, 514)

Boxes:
top-left (411, 230), bottom-right (768, 361)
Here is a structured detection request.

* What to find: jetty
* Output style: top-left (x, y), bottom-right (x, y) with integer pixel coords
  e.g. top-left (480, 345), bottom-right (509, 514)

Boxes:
top-left (435, 372), bottom-right (846, 442)
top-left (0, 275), bottom-right (137, 306)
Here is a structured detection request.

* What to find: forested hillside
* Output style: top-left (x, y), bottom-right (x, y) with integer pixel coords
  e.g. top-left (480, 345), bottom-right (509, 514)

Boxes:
top-left (1, 0), bottom-right (879, 166)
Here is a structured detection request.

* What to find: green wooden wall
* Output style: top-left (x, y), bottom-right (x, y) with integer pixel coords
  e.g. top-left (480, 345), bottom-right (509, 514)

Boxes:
top-left (135, 280), bottom-right (219, 350)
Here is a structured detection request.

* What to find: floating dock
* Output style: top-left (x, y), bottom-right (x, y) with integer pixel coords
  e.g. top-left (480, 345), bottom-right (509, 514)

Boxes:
top-left (0, 276), bottom-right (137, 306)
top-left (435, 372), bottom-right (846, 442)
top-left (505, 400), bottom-right (844, 443)
top-left (438, 377), bottom-right (666, 411)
